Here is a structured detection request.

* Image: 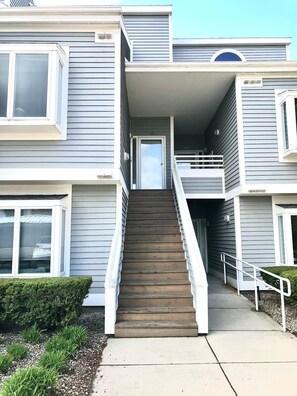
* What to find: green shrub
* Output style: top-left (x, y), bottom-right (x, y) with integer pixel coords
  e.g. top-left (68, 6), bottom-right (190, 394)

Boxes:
top-left (261, 266), bottom-right (297, 305)
top-left (38, 351), bottom-right (67, 374)
top-left (0, 354), bottom-right (13, 374)
top-left (0, 276), bottom-right (92, 329)
top-left (45, 335), bottom-right (77, 358)
top-left (21, 324), bottom-right (41, 344)
top-left (59, 325), bottom-right (88, 347)
top-left (6, 343), bottom-right (28, 360)
top-left (1, 366), bottom-right (57, 396)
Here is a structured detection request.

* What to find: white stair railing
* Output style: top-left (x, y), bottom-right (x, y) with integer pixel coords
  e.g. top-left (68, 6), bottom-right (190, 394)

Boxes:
top-left (221, 252), bottom-right (291, 332)
top-left (172, 158), bottom-right (208, 334)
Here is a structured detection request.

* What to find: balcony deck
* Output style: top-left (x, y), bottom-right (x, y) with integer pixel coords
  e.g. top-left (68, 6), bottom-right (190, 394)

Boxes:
top-left (175, 155), bottom-right (225, 199)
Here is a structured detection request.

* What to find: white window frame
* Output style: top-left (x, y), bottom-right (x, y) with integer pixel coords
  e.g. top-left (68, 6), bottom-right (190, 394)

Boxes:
top-left (275, 89), bottom-right (297, 161)
top-left (0, 199), bottom-right (67, 278)
top-left (0, 44), bottom-right (69, 140)
top-left (274, 197), bottom-right (297, 266)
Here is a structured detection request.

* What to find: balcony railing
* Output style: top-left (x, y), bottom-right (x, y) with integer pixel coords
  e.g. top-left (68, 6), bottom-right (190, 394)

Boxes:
top-left (174, 155), bottom-right (225, 198)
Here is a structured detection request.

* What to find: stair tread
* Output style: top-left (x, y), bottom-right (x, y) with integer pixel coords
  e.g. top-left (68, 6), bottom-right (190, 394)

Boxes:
top-left (122, 269), bottom-right (187, 274)
top-left (121, 280), bottom-right (190, 286)
top-left (115, 320), bottom-right (197, 329)
top-left (117, 307), bottom-right (195, 313)
top-left (119, 292), bottom-right (193, 298)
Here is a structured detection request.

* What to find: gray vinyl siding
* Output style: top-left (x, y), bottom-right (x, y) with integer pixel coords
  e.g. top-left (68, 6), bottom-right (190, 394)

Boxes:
top-left (130, 117), bottom-right (171, 189)
top-left (242, 78), bottom-right (297, 184)
top-left (0, 32), bottom-right (115, 168)
top-left (240, 196), bottom-right (275, 280)
top-left (70, 185), bottom-right (116, 295)
top-left (173, 45), bottom-right (288, 62)
top-left (181, 177), bottom-right (223, 194)
top-left (120, 33), bottom-right (131, 188)
top-left (208, 199), bottom-right (236, 278)
top-left (123, 15), bottom-right (170, 62)
top-left (205, 82), bottom-right (240, 192)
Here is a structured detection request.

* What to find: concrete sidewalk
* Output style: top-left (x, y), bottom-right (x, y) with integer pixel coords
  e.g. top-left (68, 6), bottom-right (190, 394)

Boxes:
top-left (91, 276), bottom-right (297, 396)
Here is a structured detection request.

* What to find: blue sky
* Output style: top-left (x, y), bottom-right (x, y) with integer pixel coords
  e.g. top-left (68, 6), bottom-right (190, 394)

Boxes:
top-left (118, 0), bottom-right (297, 60)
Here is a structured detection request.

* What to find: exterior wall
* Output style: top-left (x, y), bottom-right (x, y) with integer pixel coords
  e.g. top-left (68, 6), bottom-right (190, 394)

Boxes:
top-left (242, 78), bottom-right (297, 184)
top-left (123, 14), bottom-right (170, 62)
top-left (207, 199), bottom-right (236, 278)
top-left (173, 45), bottom-right (288, 62)
top-left (0, 32), bottom-right (115, 169)
top-left (70, 185), bottom-right (116, 295)
top-left (205, 82), bottom-right (240, 192)
top-left (240, 196), bottom-right (275, 280)
top-left (181, 177), bottom-right (223, 194)
top-left (120, 32), bottom-right (131, 188)
top-left (130, 117), bottom-right (171, 189)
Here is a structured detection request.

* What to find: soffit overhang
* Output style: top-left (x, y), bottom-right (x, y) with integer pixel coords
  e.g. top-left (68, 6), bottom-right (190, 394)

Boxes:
top-left (126, 61), bottom-right (297, 133)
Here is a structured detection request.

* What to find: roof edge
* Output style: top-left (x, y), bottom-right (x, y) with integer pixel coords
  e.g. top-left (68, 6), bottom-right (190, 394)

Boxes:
top-left (173, 38), bottom-right (292, 46)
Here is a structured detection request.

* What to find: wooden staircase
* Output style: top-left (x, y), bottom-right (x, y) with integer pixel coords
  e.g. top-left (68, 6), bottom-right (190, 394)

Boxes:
top-left (115, 189), bottom-right (198, 337)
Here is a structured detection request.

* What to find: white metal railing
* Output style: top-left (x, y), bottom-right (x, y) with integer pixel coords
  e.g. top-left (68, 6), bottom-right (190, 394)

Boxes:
top-left (172, 158), bottom-right (208, 334)
top-left (104, 220), bottom-right (123, 334)
top-left (221, 252), bottom-right (291, 332)
top-left (175, 155), bottom-right (224, 169)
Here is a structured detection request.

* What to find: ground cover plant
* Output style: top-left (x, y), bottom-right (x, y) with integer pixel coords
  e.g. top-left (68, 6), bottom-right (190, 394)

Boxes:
top-left (6, 344), bottom-right (28, 360)
top-left (21, 324), bottom-right (42, 344)
top-left (0, 309), bottom-right (107, 396)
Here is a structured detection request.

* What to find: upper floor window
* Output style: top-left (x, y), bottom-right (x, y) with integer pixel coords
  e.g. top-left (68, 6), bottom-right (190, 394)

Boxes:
top-left (211, 49), bottom-right (245, 62)
top-left (0, 44), bottom-right (68, 140)
top-left (276, 90), bottom-right (297, 160)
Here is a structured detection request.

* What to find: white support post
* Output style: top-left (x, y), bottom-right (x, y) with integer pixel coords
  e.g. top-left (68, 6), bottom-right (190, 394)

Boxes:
top-left (280, 280), bottom-right (286, 332)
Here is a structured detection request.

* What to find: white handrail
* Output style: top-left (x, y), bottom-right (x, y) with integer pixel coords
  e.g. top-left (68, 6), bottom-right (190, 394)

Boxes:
top-left (221, 252), bottom-right (291, 332)
top-left (172, 158), bottom-right (208, 334)
top-left (175, 155), bottom-right (224, 169)
top-left (104, 220), bottom-right (122, 334)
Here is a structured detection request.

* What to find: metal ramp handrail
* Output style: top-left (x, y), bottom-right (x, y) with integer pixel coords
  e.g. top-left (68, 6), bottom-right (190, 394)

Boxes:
top-left (221, 252), bottom-right (291, 332)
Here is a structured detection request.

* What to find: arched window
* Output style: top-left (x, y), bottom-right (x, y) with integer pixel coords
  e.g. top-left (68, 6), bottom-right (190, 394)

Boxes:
top-left (211, 49), bottom-right (245, 62)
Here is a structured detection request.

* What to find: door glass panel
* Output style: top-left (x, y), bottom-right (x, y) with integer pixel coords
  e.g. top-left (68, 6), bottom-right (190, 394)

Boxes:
top-left (14, 54), bottom-right (48, 117)
top-left (0, 54), bottom-right (9, 117)
top-left (291, 215), bottom-right (297, 265)
top-left (19, 209), bottom-right (52, 274)
top-left (132, 138), bottom-right (137, 189)
top-left (278, 215), bottom-right (286, 264)
top-left (140, 139), bottom-right (163, 189)
top-left (0, 209), bottom-right (14, 274)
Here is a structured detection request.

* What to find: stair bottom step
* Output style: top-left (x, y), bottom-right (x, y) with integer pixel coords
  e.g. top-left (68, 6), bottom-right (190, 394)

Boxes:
top-left (115, 320), bottom-right (198, 338)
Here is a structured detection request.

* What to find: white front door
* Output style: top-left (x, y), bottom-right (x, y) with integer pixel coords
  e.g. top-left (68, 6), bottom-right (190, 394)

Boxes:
top-left (131, 137), bottom-right (166, 189)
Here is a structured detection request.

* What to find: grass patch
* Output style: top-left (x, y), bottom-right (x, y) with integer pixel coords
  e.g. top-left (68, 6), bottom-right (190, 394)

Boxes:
top-left (45, 335), bottom-right (77, 358)
top-left (59, 325), bottom-right (88, 347)
top-left (38, 350), bottom-right (67, 374)
top-left (20, 324), bottom-right (41, 344)
top-left (6, 343), bottom-right (28, 360)
top-left (1, 366), bottom-right (58, 396)
top-left (0, 354), bottom-right (13, 374)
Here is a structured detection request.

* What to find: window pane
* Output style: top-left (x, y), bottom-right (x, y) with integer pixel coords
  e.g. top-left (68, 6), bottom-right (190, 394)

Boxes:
top-left (0, 54), bottom-right (9, 117)
top-left (214, 52), bottom-right (242, 61)
top-left (14, 54), bottom-right (48, 117)
top-left (19, 209), bottom-right (52, 274)
top-left (281, 101), bottom-right (289, 150)
top-left (278, 215), bottom-right (286, 264)
top-left (291, 215), bottom-right (297, 265)
top-left (0, 209), bottom-right (14, 274)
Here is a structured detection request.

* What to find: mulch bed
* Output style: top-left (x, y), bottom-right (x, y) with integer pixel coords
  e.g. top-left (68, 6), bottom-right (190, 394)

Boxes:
top-left (0, 308), bottom-right (108, 395)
